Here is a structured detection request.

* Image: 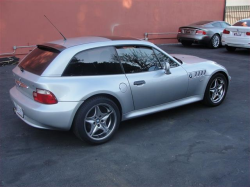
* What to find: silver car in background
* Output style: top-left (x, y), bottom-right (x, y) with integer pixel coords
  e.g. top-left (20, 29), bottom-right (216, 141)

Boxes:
top-left (10, 36), bottom-right (230, 144)
top-left (177, 21), bottom-right (231, 48)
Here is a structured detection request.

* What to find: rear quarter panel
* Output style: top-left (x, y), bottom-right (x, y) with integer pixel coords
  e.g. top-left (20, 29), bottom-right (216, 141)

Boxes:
top-left (34, 75), bottom-right (134, 115)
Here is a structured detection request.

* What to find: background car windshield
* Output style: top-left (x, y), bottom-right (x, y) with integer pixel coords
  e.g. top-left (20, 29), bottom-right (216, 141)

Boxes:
top-left (19, 47), bottom-right (59, 75)
top-left (190, 21), bottom-right (212, 25)
top-left (233, 20), bottom-right (250, 27)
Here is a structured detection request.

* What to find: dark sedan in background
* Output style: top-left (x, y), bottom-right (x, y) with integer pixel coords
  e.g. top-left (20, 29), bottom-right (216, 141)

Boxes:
top-left (177, 21), bottom-right (231, 48)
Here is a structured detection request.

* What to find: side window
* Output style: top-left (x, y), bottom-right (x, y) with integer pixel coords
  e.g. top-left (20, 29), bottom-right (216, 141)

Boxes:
top-left (221, 22), bottom-right (230, 28)
top-left (153, 49), bottom-right (179, 68)
top-left (116, 46), bottom-right (161, 73)
top-left (212, 22), bottom-right (222, 28)
top-left (63, 46), bottom-right (123, 76)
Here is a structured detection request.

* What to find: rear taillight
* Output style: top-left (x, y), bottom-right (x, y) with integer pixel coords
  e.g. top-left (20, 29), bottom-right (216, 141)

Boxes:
top-left (33, 89), bottom-right (58, 104)
top-left (246, 32), bottom-right (250, 36)
top-left (196, 30), bottom-right (206, 35)
top-left (223, 29), bottom-right (230, 34)
top-left (178, 28), bottom-right (182, 33)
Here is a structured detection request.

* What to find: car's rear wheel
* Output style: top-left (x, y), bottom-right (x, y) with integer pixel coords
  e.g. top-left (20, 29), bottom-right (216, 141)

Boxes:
top-left (226, 46), bottom-right (236, 52)
top-left (73, 97), bottom-right (120, 144)
top-left (203, 73), bottom-right (228, 106)
top-left (209, 34), bottom-right (220, 49)
top-left (181, 41), bottom-right (193, 46)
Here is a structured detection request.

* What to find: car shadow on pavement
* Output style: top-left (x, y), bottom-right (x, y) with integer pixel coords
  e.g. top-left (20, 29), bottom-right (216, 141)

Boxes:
top-left (118, 102), bottom-right (206, 135)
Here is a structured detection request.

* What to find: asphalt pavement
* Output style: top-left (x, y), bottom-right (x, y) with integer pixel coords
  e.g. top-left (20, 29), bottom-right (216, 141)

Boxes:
top-left (0, 44), bottom-right (249, 187)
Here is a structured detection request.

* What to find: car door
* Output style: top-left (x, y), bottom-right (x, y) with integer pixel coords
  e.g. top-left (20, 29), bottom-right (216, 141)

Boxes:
top-left (116, 46), bottom-right (188, 110)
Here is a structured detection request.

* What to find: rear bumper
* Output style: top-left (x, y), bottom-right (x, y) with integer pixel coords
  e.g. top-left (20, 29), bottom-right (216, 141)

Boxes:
top-left (177, 33), bottom-right (211, 44)
top-left (222, 42), bottom-right (250, 49)
top-left (10, 86), bottom-right (83, 130)
top-left (222, 35), bottom-right (250, 48)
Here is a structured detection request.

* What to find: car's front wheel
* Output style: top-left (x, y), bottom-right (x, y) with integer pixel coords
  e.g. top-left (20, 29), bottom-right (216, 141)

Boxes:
top-left (226, 46), bottom-right (236, 52)
top-left (203, 73), bottom-right (228, 106)
top-left (181, 41), bottom-right (193, 46)
top-left (73, 96), bottom-right (120, 144)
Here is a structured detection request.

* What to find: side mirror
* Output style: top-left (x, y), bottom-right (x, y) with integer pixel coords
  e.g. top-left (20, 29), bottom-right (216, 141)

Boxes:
top-left (163, 62), bottom-right (171, 74)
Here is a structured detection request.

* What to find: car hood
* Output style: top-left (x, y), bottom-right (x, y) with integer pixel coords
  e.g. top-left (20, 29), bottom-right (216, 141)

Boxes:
top-left (171, 54), bottom-right (210, 64)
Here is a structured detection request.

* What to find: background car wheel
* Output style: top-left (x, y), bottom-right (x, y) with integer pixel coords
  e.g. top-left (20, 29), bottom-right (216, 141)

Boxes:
top-left (209, 34), bottom-right (220, 49)
top-left (226, 46), bottom-right (236, 52)
top-left (181, 41), bottom-right (193, 46)
top-left (203, 73), bottom-right (228, 106)
top-left (73, 96), bottom-right (120, 144)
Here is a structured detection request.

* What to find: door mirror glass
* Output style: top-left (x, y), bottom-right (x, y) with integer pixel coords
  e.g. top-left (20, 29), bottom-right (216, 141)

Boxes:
top-left (163, 62), bottom-right (171, 74)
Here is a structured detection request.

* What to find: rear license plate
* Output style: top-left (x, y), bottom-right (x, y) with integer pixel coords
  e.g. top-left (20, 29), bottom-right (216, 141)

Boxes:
top-left (185, 30), bottom-right (190, 34)
top-left (185, 30), bottom-right (194, 34)
top-left (14, 102), bottom-right (24, 118)
top-left (234, 32), bottom-right (242, 36)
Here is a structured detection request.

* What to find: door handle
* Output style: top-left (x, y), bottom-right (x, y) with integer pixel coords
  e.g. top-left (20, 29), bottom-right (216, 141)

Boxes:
top-left (134, 80), bottom-right (146, 85)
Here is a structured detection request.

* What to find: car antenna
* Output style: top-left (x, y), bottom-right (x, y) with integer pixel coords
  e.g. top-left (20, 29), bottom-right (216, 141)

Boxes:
top-left (44, 15), bottom-right (67, 41)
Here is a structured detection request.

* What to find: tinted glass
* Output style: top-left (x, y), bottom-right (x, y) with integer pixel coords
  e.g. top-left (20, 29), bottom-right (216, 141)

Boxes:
top-left (233, 20), bottom-right (250, 27)
top-left (153, 49), bottom-right (179, 68)
top-left (63, 46), bottom-right (123, 76)
top-left (212, 22), bottom-right (222, 28)
top-left (19, 47), bottom-right (59, 75)
top-left (190, 21), bottom-right (212, 25)
top-left (221, 22), bottom-right (231, 28)
top-left (116, 46), bottom-right (161, 73)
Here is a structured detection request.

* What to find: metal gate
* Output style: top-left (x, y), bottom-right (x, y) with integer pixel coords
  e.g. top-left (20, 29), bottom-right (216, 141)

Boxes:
top-left (225, 6), bottom-right (250, 24)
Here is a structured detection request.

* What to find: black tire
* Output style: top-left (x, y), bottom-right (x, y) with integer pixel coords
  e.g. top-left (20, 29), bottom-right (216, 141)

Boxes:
top-left (203, 73), bottom-right (228, 107)
top-left (226, 46), bottom-right (236, 52)
top-left (209, 34), bottom-right (221, 49)
top-left (73, 96), bottom-right (120, 144)
top-left (181, 41), bottom-right (193, 46)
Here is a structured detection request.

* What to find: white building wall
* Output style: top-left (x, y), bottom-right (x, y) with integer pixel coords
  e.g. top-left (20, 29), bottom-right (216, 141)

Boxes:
top-left (226, 0), bottom-right (250, 6)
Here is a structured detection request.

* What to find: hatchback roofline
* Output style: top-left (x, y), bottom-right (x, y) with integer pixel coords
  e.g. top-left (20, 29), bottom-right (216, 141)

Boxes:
top-left (38, 36), bottom-right (142, 49)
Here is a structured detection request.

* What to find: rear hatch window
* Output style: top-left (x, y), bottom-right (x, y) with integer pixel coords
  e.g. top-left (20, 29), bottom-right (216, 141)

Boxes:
top-left (18, 46), bottom-right (60, 75)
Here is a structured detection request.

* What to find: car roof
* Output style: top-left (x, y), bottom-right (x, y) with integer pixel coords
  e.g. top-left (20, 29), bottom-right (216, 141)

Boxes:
top-left (39, 36), bottom-right (141, 51)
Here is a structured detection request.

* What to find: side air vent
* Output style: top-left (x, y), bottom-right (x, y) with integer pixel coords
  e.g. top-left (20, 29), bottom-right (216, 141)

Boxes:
top-left (191, 70), bottom-right (206, 78)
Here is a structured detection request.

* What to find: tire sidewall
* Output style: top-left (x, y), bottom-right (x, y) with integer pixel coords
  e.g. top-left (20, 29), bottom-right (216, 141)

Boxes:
top-left (181, 41), bottom-right (193, 46)
top-left (226, 46), bottom-right (236, 52)
top-left (74, 97), bottom-right (120, 144)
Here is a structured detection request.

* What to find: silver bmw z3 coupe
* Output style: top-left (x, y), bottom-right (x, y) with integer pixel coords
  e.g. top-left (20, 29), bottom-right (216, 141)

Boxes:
top-left (10, 36), bottom-right (230, 144)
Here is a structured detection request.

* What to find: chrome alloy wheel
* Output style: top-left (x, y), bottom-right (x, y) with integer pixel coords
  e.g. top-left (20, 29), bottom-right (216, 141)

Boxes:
top-left (212, 35), bottom-right (220, 48)
top-left (209, 78), bottom-right (225, 103)
top-left (84, 104), bottom-right (117, 140)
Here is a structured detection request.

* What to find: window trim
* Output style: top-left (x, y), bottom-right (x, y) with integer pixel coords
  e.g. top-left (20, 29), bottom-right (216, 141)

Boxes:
top-left (62, 44), bottom-right (182, 76)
